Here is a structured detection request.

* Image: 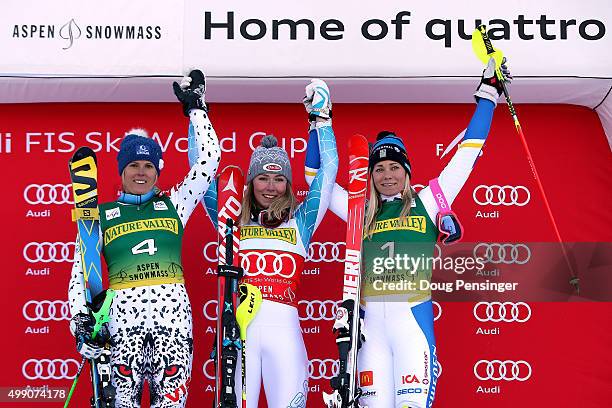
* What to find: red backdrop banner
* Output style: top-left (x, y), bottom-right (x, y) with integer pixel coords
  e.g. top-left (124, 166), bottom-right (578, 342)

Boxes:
top-left (1, 102), bottom-right (611, 407)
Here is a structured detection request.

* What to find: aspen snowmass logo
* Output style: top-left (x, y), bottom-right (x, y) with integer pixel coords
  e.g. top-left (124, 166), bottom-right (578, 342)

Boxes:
top-left (370, 216), bottom-right (426, 234)
top-left (104, 218), bottom-right (178, 244)
top-left (241, 226), bottom-right (297, 245)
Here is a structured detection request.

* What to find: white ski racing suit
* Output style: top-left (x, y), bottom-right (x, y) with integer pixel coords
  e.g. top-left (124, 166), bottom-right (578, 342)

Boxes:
top-left (68, 108), bottom-right (220, 408)
top-left (200, 123), bottom-right (338, 407)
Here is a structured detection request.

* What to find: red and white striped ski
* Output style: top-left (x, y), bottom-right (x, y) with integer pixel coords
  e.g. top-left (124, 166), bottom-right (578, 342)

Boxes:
top-left (324, 134), bottom-right (369, 408)
top-left (215, 166), bottom-right (244, 408)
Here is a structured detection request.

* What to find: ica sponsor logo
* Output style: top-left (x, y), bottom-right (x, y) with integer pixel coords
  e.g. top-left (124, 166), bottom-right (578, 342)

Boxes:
top-left (401, 374), bottom-right (421, 384)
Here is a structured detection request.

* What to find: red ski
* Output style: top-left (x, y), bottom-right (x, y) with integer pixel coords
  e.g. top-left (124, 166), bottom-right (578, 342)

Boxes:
top-left (323, 134), bottom-right (369, 407)
top-left (214, 166), bottom-right (244, 408)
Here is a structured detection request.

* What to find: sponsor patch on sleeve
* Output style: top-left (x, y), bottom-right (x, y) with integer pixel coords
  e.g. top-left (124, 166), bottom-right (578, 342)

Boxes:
top-left (105, 207), bottom-right (121, 220)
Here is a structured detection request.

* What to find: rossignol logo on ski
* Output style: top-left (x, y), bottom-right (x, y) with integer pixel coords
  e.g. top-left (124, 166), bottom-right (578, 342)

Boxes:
top-left (104, 218), bottom-right (178, 244)
top-left (241, 226), bottom-right (297, 244)
top-left (323, 134), bottom-right (369, 407)
top-left (348, 155), bottom-right (368, 195)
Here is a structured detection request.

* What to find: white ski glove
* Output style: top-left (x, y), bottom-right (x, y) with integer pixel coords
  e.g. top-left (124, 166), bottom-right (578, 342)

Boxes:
top-left (474, 57), bottom-right (512, 106)
top-left (303, 79), bottom-right (332, 121)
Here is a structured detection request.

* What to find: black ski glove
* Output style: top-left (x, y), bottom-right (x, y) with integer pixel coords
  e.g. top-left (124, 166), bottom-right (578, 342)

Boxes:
top-left (173, 69), bottom-right (208, 117)
top-left (70, 312), bottom-right (110, 360)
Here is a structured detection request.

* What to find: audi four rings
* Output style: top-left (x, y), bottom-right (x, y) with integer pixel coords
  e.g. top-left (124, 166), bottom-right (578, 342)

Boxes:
top-left (202, 358), bottom-right (341, 381)
top-left (241, 251), bottom-right (298, 278)
top-left (298, 300), bottom-right (340, 321)
top-left (23, 300), bottom-right (70, 321)
top-left (204, 299), bottom-right (345, 322)
top-left (474, 360), bottom-right (532, 381)
top-left (24, 183), bottom-right (73, 205)
top-left (472, 185), bottom-right (530, 206)
top-left (23, 242), bottom-right (76, 263)
top-left (473, 243), bottom-right (531, 264)
top-left (308, 358), bottom-right (339, 380)
top-left (473, 302), bottom-right (531, 323)
top-left (203, 241), bottom-right (346, 263)
top-left (22, 359), bottom-right (80, 380)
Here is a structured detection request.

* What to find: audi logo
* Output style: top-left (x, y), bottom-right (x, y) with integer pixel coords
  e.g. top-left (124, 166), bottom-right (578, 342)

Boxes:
top-left (473, 185), bottom-right (530, 206)
top-left (298, 300), bottom-right (340, 321)
top-left (203, 241), bottom-right (346, 264)
top-left (307, 242), bottom-right (345, 263)
top-left (23, 300), bottom-right (71, 321)
top-left (24, 183), bottom-right (73, 205)
top-left (473, 243), bottom-right (531, 265)
top-left (202, 359), bottom-right (215, 381)
top-left (433, 301), bottom-right (442, 321)
top-left (309, 358), bottom-right (339, 380)
top-left (202, 300), bottom-right (218, 321)
top-left (242, 251), bottom-right (297, 279)
top-left (474, 360), bottom-right (532, 381)
top-left (23, 242), bottom-right (76, 263)
top-left (473, 302), bottom-right (531, 323)
top-left (22, 359), bottom-right (80, 380)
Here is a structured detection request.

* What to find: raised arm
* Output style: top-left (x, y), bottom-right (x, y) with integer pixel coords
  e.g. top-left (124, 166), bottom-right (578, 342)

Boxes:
top-left (419, 57), bottom-right (511, 221)
top-left (295, 79), bottom-right (339, 247)
top-left (169, 70), bottom-right (221, 227)
top-left (305, 129), bottom-right (348, 223)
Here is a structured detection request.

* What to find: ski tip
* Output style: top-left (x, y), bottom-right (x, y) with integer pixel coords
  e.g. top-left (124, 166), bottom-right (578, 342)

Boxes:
top-left (349, 134), bottom-right (370, 157)
top-left (220, 165), bottom-right (244, 174)
top-left (70, 146), bottom-right (97, 164)
top-left (218, 165), bottom-right (245, 185)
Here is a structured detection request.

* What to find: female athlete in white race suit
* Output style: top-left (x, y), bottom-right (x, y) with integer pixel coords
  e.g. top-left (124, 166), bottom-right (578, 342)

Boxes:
top-left (68, 71), bottom-right (220, 407)
top-left (197, 79), bottom-right (338, 407)
top-left (306, 59), bottom-right (511, 407)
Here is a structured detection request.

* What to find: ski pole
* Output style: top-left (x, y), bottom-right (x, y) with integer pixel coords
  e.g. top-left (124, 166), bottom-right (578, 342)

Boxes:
top-left (472, 25), bottom-right (579, 292)
top-left (236, 283), bottom-right (263, 408)
top-left (63, 358), bottom-right (87, 408)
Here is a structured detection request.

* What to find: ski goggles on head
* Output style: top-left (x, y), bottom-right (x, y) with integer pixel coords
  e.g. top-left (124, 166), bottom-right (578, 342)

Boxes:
top-left (436, 211), bottom-right (463, 245)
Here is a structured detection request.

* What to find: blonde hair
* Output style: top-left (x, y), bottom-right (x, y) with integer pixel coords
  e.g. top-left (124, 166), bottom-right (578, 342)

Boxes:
top-left (240, 181), bottom-right (298, 226)
top-left (364, 175), bottom-right (413, 239)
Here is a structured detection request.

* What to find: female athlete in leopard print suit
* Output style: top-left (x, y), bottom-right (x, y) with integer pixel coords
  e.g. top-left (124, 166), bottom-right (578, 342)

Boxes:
top-left (68, 71), bottom-right (220, 408)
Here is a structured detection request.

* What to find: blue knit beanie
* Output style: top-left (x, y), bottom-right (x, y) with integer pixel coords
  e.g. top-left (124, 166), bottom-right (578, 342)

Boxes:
top-left (117, 129), bottom-right (163, 175)
top-left (369, 131), bottom-right (411, 177)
